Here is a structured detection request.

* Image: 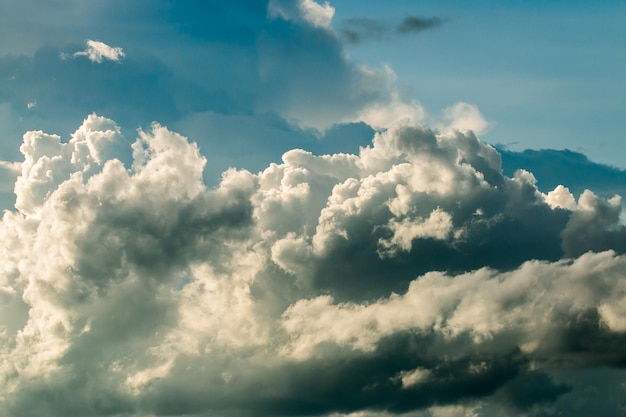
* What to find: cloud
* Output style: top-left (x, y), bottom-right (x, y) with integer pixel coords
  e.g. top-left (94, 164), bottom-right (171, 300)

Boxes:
top-left (269, 0), bottom-right (335, 29)
top-left (71, 40), bottom-right (125, 63)
top-left (397, 16), bottom-right (445, 35)
top-left (441, 102), bottom-right (493, 136)
top-left (341, 15), bottom-right (446, 44)
top-left (1, 115), bottom-right (625, 416)
top-left (341, 18), bottom-right (388, 43)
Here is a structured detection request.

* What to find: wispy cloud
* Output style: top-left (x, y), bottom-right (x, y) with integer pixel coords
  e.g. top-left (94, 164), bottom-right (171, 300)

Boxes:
top-left (397, 16), bottom-right (445, 34)
top-left (341, 15), bottom-right (446, 44)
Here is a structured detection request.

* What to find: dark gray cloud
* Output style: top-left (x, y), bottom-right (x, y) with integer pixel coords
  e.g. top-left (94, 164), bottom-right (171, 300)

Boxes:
top-left (397, 16), bottom-right (446, 34)
top-left (341, 15), bottom-right (446, 44)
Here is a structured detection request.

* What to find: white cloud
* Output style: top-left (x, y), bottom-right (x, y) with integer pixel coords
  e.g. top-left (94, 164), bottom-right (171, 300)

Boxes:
top-left (299, 0), bottom-right (334, 28)
top-left (351, 65), bottom-right (425, 130)
top-left (281, 250), bottom-right (626, 357)
top-left (394, 367), bottom-right (432, 389)
top-left (268, 0), bottom-right (335, 29)
top-left (73, 40), bottom-right (125, 63)
top-left (356, 90), bottom-right (425, 130)
top-left (545, 184), bottom-right (577, 210)
top-left (441, 102), bottom-right (493, 136)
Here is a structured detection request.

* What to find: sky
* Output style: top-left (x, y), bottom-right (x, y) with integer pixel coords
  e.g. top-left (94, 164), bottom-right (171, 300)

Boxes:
top-left (1, 1), bottom-right (626, 416)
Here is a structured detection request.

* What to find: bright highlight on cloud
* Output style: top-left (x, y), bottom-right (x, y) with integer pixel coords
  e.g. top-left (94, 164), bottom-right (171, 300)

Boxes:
top-left (1, 114), bottom-right (625, 417)
top-left (73, 40), bottom-right (125, 63)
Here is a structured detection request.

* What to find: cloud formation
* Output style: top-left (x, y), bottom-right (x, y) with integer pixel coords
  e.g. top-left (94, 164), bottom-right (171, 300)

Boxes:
top-left (1, 115), bottom-right (625, 416)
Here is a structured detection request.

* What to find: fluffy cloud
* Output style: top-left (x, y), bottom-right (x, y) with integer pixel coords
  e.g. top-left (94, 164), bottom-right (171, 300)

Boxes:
top-left (0, 115), bottom-right (625, 417)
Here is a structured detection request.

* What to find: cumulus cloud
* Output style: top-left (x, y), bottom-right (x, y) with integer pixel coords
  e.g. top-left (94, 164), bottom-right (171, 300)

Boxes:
top-left (0, 115), bottom-right (625, 417)
top-left (72, 40), bottom-right (125, 63)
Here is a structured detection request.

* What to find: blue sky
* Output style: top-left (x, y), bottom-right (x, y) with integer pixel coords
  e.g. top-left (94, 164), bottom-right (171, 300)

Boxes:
top-left (1, 2), bottom-right (626, 417)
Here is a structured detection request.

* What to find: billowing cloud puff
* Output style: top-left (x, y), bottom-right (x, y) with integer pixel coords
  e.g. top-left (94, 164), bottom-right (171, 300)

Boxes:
top-left (71, 40), bottom-right (125, 63)
top-left (1, 115), bottom-right (626, 416)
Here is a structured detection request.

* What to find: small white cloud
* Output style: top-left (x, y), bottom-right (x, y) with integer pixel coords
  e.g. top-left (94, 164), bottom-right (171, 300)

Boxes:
top-left (394, 367), bottom-right (432, 388)
top-left (351, 65), bottom-right (425, 130)
top-left (545, 185), bottom-right (577, 210)
top-left (299, 0), bottom-right (334, 28)
top-left (73, 40), bottom-right (125, 63)
top-left (356, 90), bottom-right (425, 130)
top-left (441, 101), bottom-right (493, 136)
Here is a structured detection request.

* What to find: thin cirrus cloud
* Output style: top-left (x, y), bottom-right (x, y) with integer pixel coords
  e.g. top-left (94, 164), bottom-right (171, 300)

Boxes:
top-left (0, 113), bottom-right (625, 416)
